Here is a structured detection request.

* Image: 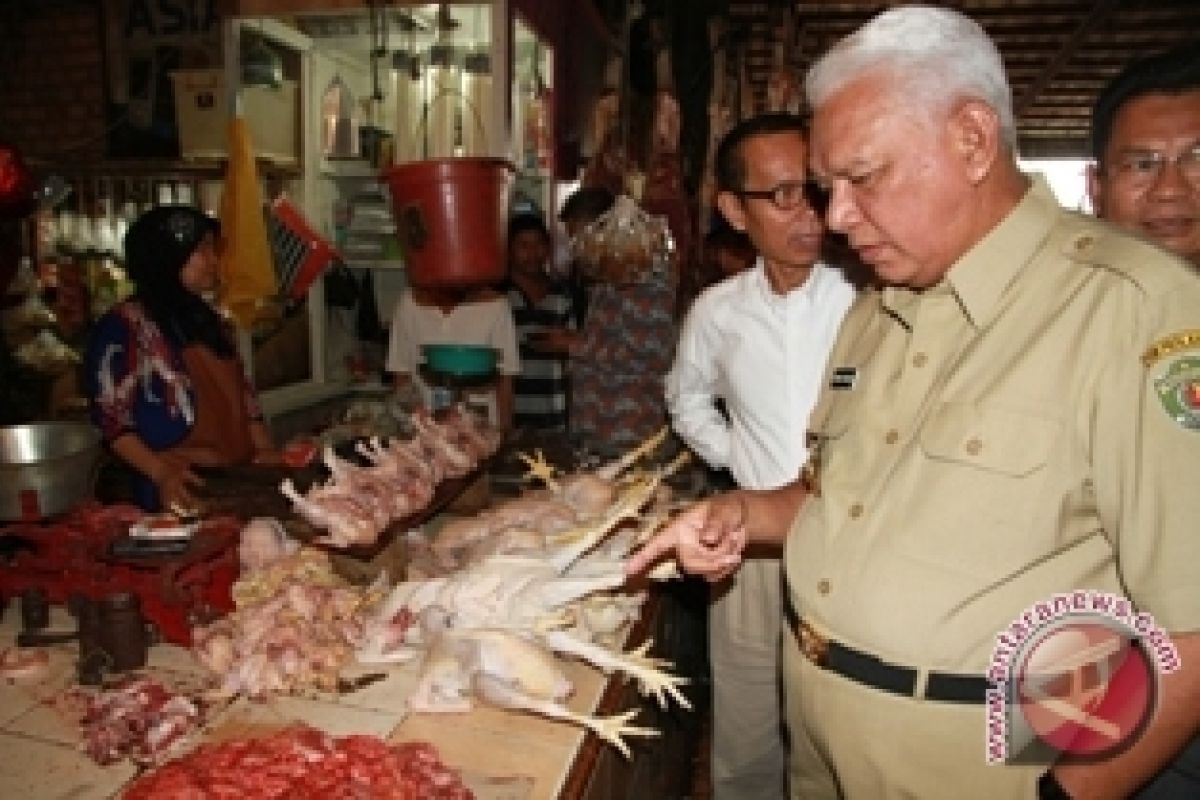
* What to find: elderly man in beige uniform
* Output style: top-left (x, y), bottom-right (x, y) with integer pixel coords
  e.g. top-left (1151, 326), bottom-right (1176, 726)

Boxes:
top-left (630, 7), bottom-right (1200, 800)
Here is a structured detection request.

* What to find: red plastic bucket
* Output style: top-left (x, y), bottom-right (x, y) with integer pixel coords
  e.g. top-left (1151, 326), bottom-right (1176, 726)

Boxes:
top-left (383, 158), bottom-right (515, 287)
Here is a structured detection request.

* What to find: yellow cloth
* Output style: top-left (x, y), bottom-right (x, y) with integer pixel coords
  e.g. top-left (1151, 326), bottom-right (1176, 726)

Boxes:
top-left (217, 117), bottom-right (276, 327)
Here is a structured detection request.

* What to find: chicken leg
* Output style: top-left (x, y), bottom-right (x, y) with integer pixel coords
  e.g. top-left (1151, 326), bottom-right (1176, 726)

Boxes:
top-left (540, 630), bottom-right (690, 710)
top-left (473, 672), bottom-right (658, 759)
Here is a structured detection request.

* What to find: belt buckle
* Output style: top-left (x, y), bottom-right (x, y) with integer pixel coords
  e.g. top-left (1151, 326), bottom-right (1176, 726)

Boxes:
top-left (797, 619), bottom-right (829, 667)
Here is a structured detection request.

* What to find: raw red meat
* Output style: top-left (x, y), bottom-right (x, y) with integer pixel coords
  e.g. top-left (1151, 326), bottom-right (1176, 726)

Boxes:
top-left (121, 726), bottom-right (473, 800)
top-left (281, 438), bottom-right (318, 469)
top-left (81, 677), bottom-right (202, 766)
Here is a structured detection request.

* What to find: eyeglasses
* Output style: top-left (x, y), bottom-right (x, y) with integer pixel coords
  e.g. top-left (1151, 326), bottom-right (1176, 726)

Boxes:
top-left (735, 180), bottom-right (830, 214)
top-left (1108, 144), bottom-right (1200, 189)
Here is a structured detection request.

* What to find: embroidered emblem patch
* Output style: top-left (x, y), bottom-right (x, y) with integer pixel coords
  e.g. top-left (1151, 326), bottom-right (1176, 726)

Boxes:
top-left (1142, 329), bottom-right (1200, 367)
top-left (1154, 355), bottom-right (1200, 430)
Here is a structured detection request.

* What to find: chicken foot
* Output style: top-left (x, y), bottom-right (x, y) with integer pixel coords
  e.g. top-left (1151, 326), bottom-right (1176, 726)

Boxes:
top-left (540, 630), bottom-right (690, 711)
top-left (473, 673), bottom-right (658, 759)
top-left (518, 449), bottom-right (561, 492)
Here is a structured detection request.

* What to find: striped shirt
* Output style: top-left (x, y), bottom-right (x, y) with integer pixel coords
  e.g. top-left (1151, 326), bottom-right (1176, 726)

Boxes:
top-left (506, 282), bottom-right (576, 430)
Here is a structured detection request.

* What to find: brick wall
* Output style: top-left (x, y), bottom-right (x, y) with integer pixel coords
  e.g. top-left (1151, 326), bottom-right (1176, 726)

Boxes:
top-left (0, 1), bottom-right (108, 164)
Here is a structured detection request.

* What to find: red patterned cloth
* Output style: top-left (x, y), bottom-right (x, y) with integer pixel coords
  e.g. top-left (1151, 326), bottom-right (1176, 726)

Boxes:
top-left (570, 280), bottom-right (677, 452)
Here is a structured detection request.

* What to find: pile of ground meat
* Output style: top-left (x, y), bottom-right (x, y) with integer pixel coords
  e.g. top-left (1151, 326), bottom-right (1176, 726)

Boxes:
top-left (121, 725), bottom-right (473, 799)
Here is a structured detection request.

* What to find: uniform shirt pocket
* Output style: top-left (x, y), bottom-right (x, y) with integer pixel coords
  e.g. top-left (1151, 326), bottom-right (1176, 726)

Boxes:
top-left (903, 402), bottom-right (1061, 577)
top-left (919, 402), bottom-right (1057, 477)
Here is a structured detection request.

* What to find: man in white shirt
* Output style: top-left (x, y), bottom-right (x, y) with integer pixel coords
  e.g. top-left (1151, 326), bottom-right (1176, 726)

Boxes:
top-left (386, 287), bottom-right (521, 428)
top-left (666, 114), bottom-right (855, 800)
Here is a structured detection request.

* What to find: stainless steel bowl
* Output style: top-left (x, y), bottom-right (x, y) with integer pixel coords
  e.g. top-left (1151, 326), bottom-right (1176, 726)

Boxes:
top-left (0, 422), bottom-right (102, 521)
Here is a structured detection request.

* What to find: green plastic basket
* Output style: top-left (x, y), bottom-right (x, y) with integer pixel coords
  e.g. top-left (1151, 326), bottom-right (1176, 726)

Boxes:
top-left (421, 344), bottom-right (499, 377)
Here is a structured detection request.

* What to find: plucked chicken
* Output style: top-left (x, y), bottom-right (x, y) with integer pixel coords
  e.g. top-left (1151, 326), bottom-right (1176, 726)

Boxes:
top-left (282, 405), bottom-right (501, 548)
top-left (357, 458), bottom-right (692, 756)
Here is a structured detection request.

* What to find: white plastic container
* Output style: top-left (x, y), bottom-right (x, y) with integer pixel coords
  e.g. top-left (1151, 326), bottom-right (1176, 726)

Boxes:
top-left (169, 69), bottom-right (298, 164)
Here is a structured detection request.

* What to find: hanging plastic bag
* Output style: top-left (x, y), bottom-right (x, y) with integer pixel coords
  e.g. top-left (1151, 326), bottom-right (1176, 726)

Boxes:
top-left (572, 194), bottom-right (673, 285)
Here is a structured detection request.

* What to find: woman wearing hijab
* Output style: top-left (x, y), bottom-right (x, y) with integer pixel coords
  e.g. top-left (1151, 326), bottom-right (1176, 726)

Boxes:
top-left (84, 205), bottom-right (279, 512)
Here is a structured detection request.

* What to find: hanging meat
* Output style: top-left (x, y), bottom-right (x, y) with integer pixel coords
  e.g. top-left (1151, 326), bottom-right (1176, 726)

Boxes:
top-left (764, 5), bottom-right (802, 114)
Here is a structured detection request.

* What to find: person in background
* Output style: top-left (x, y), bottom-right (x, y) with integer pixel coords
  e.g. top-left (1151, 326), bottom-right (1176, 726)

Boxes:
top-left (385, 284), bottom-right (520, 429)
top-left (631, 6), bottom-right (1200, 799)
top-left (504, 212), bottom-right (576, 431)
top-left (667, 113), bottom-right (855, 800)
top-left (84, 206), bottom-right (280, 512)
top-left (1087, 41), bottom-right (1200, 267)
top-left (1088, 45), bottom-right (1200, 788)
top-left (541, 187), bottom-right (677, 454)
top-left (555, 187), bottom-right (613, 327)
top-left (676, 221), bottom-right (758, 315)
top-left (706, 222), bottom-right (757, 281)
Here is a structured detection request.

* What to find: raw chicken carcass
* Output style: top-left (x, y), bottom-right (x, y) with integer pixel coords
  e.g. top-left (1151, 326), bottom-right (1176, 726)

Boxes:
top-left (420, 428), bottom-right (678, 577)
top-left (358, 458), bottom-right (692, 756)
top-left (193, 529), bottom-right (376, 701)
top-left (430, 492), bottom-right (578, 564)
top-left (280, 404), bottom-right (501, 548)
top-left (411, 628), bottom-right (658, 758)
top-left (238, 517), bottom-right (298, 572)
top-left (522, 426), bottom-right (671, 518)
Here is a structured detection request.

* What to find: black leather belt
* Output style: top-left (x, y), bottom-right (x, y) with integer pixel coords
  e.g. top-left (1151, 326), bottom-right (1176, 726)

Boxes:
top-left (786, 607), bottom-right (988, 704)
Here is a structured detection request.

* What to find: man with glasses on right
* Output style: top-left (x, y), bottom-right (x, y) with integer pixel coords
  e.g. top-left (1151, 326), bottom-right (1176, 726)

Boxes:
top-left (1088, 41), bottom-right (1200, 268)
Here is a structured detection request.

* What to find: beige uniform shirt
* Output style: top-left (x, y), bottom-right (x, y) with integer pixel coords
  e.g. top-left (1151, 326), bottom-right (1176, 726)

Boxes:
top-left (784, 178), bottom-right (1200, 675)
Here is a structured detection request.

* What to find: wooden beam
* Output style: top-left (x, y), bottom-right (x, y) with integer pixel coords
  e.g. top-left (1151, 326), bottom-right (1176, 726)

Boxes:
top-left (1013, 0), bottom-right (1121, 118)
top-left (1018, 135), bottom-right (1090, 159)
top-left (227, 0), bottom-right (370, 13)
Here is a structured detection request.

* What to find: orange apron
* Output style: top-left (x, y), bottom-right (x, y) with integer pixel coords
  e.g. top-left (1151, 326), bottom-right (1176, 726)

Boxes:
top-left (165, 344), bottom-right (255, 467)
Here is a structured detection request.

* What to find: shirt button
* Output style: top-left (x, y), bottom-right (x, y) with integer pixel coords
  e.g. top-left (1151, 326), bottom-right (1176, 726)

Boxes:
top-left (885, 429), bottom-right (899, 444)
top-left (1074, 235), bottom-right (1094, 251)
top-left (965, 437), bottom-right (983, 456)
top-left (912, 352), bottom-right (928, 368)
top-left (817, 579), bottom-right (831, 595)
top-left (848, 502), bottom-right (864, 519)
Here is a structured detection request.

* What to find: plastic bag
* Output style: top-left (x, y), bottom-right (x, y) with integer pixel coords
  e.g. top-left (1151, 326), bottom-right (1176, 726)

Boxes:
top-left (572, 194), bottom-right (674, 285)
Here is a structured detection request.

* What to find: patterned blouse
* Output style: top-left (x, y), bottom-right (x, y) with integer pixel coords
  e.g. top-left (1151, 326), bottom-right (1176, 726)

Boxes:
top-left (84, 300), bottom-right (261, 450)
top-left (570, 279), bottom-right (677, 453)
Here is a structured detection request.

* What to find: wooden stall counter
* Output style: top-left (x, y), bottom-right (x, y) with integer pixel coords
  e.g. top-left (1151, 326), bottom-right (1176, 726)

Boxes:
top-left (0, 583), bottom-right (703, 800)
top-left (388, 580), bottom-right (706, 800)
